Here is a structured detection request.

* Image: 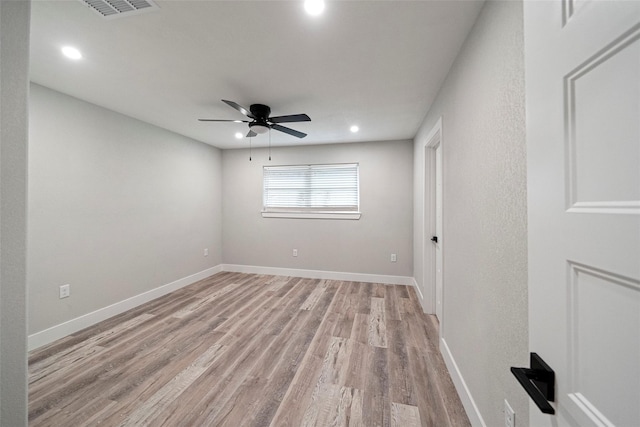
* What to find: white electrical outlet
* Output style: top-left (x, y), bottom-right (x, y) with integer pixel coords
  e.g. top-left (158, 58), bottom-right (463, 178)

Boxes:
top-left (293, 249), bottom-right (298, 257)
top-left (390, 253), bottom-right (397, 262)
top-left (504, 399), bottom-right (515, 427)
top-left (59, 284), bottom-right (70, 299)
top-left (204, 248), bottom-right (209, 256)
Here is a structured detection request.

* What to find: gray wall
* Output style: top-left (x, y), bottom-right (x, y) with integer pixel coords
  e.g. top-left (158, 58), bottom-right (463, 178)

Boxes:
top-left (223, 140), bottom-right (413, 277)
top-left (28, 84), bottom-right (223, 334)
top-left (0, 0), bottom-right (30, 424)
top-left (413, 1), bottom-right (528, 426)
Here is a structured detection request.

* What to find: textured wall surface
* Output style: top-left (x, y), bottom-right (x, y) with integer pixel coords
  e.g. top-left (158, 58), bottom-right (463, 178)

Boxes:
top-left (1, 0), bottom-right (31, 424)
top-left (223, 140), bottom-right (413, 277)
top-left (413, 1), bottom-right (529, 426)
top-left (28, 84), bottom-right (223, 334)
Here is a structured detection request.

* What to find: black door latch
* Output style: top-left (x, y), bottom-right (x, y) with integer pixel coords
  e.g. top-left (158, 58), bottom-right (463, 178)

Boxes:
top-left (431, 236), bottom-right (438, 243)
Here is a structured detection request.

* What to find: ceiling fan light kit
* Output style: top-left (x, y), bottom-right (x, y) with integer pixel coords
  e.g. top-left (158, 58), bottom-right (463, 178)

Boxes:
top-left (249, 123), bottom-right (270, 135)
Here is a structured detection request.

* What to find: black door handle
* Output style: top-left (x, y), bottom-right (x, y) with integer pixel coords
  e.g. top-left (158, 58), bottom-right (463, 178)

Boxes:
top-left (431, 236), bottom-right (438, 243)
top-left (511, 353), bottom-right (555, 414)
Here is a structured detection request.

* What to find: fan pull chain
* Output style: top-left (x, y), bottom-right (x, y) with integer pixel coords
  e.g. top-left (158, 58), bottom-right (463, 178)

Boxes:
top-left (269, 129), bottom-right (272, 161)
top-left (249, 135), bottom-right (252, 161)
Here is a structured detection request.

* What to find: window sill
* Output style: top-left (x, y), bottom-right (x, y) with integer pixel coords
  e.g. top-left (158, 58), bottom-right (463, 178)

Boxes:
top-left (261, 211), bottom-right (361, 220)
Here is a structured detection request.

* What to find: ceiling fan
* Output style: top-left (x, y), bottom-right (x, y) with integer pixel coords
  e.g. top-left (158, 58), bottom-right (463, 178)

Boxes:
top-left (199, 100), bottom-right (311, 138)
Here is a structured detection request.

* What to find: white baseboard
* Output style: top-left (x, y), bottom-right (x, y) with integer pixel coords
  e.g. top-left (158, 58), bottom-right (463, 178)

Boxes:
top-left (440, 338), bottom-right (486, 427)
top-left (411, 277), bottom-right (424, 301)
top-left (221, 264), bottom-right (414, 286)
top-left (28, 265), bottom-right (223, 351)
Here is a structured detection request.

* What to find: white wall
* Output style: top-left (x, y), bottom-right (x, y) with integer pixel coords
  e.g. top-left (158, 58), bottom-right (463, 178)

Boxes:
top-left (222, 140), bottom-right (413, 277)
top-left (28, 84), bottom-right (223, 335)
top-left (0, 0), bottom-right (30, 423)
top-left (413, 1), bottom-right (528, 426)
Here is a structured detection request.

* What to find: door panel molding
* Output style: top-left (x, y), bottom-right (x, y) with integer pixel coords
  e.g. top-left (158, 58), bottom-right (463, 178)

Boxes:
top-left (566, 261), bottom-right (640, 426)
top-left (564, 24), bottom-right (640, 214)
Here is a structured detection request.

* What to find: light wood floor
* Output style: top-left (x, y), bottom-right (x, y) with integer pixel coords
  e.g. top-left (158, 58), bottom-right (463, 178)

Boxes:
top-left (29, 272), bottom-right (470, 426)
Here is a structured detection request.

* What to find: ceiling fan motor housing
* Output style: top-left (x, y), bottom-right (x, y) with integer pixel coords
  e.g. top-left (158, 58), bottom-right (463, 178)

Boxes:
top-left (250, 104), bottom-right (271, 120)
top-left (248, 104), bottom-right (271, 134)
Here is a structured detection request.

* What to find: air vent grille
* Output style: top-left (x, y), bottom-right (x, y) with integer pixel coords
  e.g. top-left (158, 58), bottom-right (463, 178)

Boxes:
top-left (81, 0), bottom-right (159, 19)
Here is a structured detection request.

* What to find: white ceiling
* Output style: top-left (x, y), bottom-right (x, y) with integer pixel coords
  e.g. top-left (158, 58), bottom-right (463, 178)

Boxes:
top-left (30, 0), bottom-right (484, 149)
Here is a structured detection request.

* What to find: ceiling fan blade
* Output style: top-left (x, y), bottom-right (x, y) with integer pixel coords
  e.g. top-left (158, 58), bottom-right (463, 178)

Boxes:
top-left (198, 119), bottom-right (250, 122)
top-left (222, 100), bottom-right (255, 119)
top-left (271, 124), bottom-right (307, 139)
top-left (246, 130), bottom-right (257, 138)
top-left (269, 114), bottom-right (311, 124)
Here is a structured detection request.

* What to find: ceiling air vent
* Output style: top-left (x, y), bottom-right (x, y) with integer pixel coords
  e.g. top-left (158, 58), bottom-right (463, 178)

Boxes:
top-left (80, 0), bottom-right (159, 19)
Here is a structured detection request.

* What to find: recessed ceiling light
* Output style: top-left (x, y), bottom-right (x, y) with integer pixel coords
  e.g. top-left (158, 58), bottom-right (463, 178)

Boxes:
top-left (61, 46), bottom-right (82, 60)
top-left (304, 0), bottom-right (325, 16)
top-left (350, 125), bottom-right (359, 133)
top-left (235, 132), bottom-right (243, 139)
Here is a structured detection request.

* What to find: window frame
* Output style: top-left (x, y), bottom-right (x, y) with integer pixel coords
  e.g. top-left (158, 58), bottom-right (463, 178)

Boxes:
top-left (261, 162), bottom-right (361, 220)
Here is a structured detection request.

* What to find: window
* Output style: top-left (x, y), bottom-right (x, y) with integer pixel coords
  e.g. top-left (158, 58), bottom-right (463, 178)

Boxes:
top-left (262, 163), bottom-right (361, 219)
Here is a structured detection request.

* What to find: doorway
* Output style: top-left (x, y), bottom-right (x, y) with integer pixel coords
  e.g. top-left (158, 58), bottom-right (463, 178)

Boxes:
top-left (424, 118), bottom-right (444, 327)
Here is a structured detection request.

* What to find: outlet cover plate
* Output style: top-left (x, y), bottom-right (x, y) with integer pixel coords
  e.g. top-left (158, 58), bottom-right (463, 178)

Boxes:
top-left (59, 284), bottom-right (70, 299)
top-left (504, 399), bottom-right (515, 427)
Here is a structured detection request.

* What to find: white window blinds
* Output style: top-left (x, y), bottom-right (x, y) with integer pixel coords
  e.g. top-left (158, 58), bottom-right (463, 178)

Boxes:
top-left (263, 163), bottom-right (359, 213)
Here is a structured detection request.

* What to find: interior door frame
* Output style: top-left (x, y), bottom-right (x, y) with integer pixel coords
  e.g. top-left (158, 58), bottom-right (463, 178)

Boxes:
top-left (423, 117), bottom-right (444, 328)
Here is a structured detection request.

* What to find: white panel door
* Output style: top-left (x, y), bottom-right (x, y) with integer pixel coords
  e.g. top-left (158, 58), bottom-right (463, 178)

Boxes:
top-left (435, 143), bottom-right (443, 324)
top-left (524, 1), bottom-right (640, 426)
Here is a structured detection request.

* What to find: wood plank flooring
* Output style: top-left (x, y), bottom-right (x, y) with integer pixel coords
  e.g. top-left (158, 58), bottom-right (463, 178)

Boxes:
top-left (29, 272), bottom-right (470, 427)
